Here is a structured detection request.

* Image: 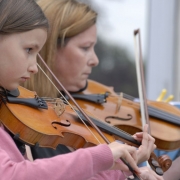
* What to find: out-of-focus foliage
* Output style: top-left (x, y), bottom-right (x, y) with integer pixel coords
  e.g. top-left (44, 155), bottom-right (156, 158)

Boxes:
top-left (89, 38), bottom-right (139, 97)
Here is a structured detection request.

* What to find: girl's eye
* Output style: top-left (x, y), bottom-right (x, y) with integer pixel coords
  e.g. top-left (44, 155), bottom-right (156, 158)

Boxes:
top-left (26, 48), bottom-right (32, 54)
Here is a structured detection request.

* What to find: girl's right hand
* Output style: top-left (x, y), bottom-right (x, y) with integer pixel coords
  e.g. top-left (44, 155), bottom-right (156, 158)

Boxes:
top-left (132, 124), bottom-right (156, 164)
top-left (108, 142), bottom-right (140, 173)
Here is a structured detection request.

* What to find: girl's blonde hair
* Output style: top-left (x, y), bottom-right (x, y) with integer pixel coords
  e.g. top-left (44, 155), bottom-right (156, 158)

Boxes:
top-left (25, 0), bottom-right (97, 97)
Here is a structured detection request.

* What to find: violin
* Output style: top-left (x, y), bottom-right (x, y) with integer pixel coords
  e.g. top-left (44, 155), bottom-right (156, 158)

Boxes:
top-left (0, 85), bottom-right (170, 175)
top-left (68, 79), bottom-right (180, 151)
top-left (0, 86), bottom-right (113, 148)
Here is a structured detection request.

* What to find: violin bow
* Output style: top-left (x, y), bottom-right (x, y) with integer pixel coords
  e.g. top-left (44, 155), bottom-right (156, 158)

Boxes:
top-left (134, 29), bottom-right (150, 132)
top-left (134, 29), bottom-right (164, 176)
top-left (37, 54), bottom-right (142, 180)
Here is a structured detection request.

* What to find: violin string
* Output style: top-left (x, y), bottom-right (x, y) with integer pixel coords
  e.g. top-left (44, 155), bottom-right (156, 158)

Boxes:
top-left (122, 93), bottom-right (180, 125)
top-left (41, 97), bottom-right (68, 105)
top-left (110, 93), bottom-right (180, 125)
top-left (83, 110), bottom-right (138, 139)
top-left (37, 63), bottom-right (101, 144)
top-left (106, 93), bottom-right (136, 102)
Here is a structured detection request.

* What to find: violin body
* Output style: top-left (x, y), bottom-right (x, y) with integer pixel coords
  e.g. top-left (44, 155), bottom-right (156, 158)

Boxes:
top-left (69, 80), bottom-right (180, 151)
top-left (0, 86), bottom-right (119, 149)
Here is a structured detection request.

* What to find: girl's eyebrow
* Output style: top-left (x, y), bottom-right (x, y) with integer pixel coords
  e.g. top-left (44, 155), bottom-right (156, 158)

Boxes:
top-left (29, 43), bottom-right (40, 50)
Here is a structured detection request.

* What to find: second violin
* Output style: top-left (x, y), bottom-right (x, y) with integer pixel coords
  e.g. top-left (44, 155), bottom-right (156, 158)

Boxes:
top-left (69, 79), bottom-right (180, 151)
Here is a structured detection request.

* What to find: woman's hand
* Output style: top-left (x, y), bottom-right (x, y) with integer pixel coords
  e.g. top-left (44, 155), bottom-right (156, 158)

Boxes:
top-left (108, 142), bottom-right (140, 174)
top-left (132, 124), bottom-right (156, 164)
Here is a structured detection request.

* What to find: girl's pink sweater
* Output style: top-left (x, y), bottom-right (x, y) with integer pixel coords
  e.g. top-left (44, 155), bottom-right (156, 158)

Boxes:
top-left (0, 125), bottom-right (126, 180)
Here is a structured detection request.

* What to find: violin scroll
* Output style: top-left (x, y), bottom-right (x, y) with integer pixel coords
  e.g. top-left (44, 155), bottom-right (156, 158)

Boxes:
top-left (148, 153), bottom-right (172, 175)
top-left (158, 154), bottom-right (172, 172)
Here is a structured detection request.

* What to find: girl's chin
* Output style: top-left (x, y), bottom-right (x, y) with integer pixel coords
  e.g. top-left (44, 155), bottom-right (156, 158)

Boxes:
top-left (6, 84), bottom-right (19, 91)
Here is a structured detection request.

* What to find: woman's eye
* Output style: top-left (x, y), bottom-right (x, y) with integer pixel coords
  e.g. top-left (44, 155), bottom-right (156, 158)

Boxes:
top-left (26, 48), bottom-right (32, 54)
top-left (82, 47), bottom-right (90, 51)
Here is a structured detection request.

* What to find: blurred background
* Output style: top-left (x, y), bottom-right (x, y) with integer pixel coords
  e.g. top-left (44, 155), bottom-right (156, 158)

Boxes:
top-left (79, 0), bottom-right (180, 101)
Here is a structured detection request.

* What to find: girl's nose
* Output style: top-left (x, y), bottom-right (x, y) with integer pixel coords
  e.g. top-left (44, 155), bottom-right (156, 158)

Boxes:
top-left (28, 63), bottom-right (38, 74)
top-left (28, 57), bottom-right (38, 74)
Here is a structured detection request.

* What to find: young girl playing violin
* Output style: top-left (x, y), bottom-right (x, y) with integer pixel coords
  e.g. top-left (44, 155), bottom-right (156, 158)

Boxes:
top-left (0, 0), bottom-right (165, 180)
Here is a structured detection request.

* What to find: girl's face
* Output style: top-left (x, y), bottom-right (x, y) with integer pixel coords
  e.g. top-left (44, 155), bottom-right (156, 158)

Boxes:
top-left (54, 24), bottom-right (99, 92)
top-left (0, 28), bottom-right (47, 90)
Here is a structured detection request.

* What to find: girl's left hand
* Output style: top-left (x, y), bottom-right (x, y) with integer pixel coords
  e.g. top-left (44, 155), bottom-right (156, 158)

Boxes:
top-left (132, 124), bottom-right (156, 164)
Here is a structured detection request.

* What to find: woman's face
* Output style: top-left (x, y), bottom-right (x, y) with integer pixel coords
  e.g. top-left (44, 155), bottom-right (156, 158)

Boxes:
top-left (0, 28), bottom-right (47, 90)
top-left (54, 24), bottom-right (99, 92)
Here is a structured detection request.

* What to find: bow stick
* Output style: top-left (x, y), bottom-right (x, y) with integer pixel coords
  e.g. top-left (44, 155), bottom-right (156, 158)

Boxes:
top-left (134, 29), bottom-right (165, 176)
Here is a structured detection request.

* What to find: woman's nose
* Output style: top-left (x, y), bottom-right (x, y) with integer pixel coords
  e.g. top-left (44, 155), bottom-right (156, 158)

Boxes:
top-left (88, 50), bottom-right (99, 67)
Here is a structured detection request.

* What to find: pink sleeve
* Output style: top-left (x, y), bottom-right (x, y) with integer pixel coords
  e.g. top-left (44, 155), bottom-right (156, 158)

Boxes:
top-left (0, 126), bottom-right (126, 180)
top-left (0, 133), bottom-right (115, 180)
top-left (26, 144), bottom-right (115, 180)
top-left (89, 170), bottom-right (126, 180)
top-left (88, 159), bottom-right (128, 180)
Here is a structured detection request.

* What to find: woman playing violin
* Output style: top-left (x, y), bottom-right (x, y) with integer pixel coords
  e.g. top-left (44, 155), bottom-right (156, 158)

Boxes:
top-left (0, 0), bottom-right (164, 179)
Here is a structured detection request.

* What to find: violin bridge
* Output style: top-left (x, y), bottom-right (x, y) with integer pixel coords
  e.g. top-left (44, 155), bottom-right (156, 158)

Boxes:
top-left (116, 92), bottom-right (123, 112)
top-left (53, 98), bottom-right (66, 117)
